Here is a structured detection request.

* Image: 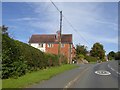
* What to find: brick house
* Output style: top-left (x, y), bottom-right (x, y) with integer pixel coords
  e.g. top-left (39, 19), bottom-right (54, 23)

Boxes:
top-left (28, 31), bottom-right (76, 63)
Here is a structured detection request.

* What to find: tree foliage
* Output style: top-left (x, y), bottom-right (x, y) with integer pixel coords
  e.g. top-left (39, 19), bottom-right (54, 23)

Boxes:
top-left (2, 34), bottom-right (27, 79)
top-left (2, 26), bottom-right (67, 79)
top-left (107, 51), bottom-right (116, 60)
top-left (115, 51), bottom-right (120, 60)
top-left (107, 51), bottom-right (120, 60)
top-left (1, 25), bottom-right (8, 35)
top-left (2, 35), bottom-right (65, 79)
top-left (76, 44), bottom-right (88, 56)
top-left (85, 56), bottom-right (98, 62)
top-left (90, 42), bottom-right (105, 60)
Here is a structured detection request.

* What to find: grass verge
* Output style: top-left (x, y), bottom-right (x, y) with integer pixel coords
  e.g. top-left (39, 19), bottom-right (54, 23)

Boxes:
top-left (89, 62), bottom-right (97, 64)
top-left (2, 64), bottom-right (78, 88)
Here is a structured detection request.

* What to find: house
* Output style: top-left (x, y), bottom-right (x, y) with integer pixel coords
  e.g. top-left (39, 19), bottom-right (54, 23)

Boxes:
top-left (28, 31), bottom-right (76, 64)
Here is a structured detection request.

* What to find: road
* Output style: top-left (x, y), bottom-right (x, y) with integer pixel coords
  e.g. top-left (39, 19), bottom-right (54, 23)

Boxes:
top-left (30, 60), bottom-right (119, 88)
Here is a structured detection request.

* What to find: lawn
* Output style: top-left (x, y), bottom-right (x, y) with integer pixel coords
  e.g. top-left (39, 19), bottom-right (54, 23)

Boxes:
top-left (2, 64), bottom-right (78, 88)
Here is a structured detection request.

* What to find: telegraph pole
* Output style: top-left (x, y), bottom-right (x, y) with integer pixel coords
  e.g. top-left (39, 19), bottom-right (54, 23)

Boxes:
top-left (60, 11), bottom-right (62, 38)
top-left (58, 11), bottom-right (62, 65)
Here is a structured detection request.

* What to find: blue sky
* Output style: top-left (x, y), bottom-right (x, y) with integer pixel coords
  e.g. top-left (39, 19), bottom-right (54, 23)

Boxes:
top-left (2, 2), bottom-right (118, 54)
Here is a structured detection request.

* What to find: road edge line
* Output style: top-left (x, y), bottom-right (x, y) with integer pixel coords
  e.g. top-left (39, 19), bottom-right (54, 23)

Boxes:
top-left (108, 64), bottom-right (120, 75)
top-left (63, 67), bottom-right (89, 89)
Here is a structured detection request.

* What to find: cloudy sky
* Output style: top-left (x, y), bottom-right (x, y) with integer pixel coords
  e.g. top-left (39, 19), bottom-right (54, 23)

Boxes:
top-left (2, 1), bottom-right (118, 54)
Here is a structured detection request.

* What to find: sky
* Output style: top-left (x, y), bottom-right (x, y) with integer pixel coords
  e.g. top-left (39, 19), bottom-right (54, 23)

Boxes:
top-left (2, 1), bottom-right (118, 54)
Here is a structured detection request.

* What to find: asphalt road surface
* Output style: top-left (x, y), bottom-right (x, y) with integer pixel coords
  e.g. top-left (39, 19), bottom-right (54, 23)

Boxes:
top-left (30, 60), bottom-right (119, 88)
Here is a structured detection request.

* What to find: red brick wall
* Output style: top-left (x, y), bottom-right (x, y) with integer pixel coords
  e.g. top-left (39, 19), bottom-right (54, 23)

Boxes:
top-left (46, 43), bottom-right (59, 55)
top-left (45, 43), bottom-right (77, 64)
top-left (45, 43), bottom-right (71, 62)
top-left (72, 47), bottom-right (76, 59)
top-left (61, 44), bottom-right (70, 60)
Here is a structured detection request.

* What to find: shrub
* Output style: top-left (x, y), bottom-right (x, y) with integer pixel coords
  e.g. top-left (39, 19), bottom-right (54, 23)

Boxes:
top-left (2, 35), bottom-right (27, 79)
top-left (44, 53), bottom-right (59, 67)
top-left (85, 56), bottom-right (97, 62)
top-left (2, 35), bottom-right (61, 79)
top-left (61, 55), bottom-right (68, 64)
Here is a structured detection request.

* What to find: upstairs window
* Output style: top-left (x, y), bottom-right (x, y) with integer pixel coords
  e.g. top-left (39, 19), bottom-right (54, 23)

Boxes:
top-left (47, 44), bottom-right (53, 48)
top-left (38, 43), bottom-right (43, 48)
top-left (61, 44), bottom-right (65, 48)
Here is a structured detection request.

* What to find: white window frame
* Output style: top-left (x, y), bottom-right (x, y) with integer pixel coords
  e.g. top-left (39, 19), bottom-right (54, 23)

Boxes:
top-left (38, 43), bottom-right (43, 48)
top-left (47, 44), bottom-right (53, 48)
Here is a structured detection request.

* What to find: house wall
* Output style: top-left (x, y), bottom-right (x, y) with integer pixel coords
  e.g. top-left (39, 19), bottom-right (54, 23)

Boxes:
top-left (72, 47), bottom-right (76, 59)
top-left (46, 43), bottom-right (72, 63)
top-left (30, 43), bottom-right (46, 52)
top-left (46, 43), bottom-right (59, 55)
top-left (30, 43), bottom-right (75, 64)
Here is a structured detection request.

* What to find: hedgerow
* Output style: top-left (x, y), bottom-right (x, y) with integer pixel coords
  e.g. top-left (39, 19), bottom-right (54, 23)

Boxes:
top-left (2, 34), bottom-right (27, 79)
top-left (2, 35), bottom-right (67, 79)
top-left (85, 56), bottom-right (97, 62)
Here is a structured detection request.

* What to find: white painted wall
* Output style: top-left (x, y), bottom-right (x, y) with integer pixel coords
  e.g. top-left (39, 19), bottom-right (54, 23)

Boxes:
top-left (30, 43), bottom-right (46, 52)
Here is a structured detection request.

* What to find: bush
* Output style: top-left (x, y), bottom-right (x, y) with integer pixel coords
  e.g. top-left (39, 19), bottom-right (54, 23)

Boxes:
top-left (14, 40), bottom-right (46, 70)
top-left (85, 56), bottom-right (97, 62)
top-left (14, 41), bottom-right (61, 71)
top-left (2, 35), bottom-right (63, 79)
top-left (45, 53), bottom-right (59, 67)
top-left (2, 35), bottom-right (27, 79)
top-left (61, 55), bottom-right (68, 64)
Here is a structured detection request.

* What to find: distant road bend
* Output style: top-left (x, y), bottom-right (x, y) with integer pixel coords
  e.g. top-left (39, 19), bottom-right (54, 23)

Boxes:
top-left (30, 60), bottom-right (119, 88)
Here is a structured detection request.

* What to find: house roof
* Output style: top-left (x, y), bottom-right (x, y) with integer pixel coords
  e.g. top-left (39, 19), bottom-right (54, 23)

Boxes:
top-left (28, 34), bottom-right (72, 43)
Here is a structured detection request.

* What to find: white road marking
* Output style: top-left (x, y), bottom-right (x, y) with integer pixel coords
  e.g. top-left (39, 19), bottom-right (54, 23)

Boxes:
top-left (111, 68), bottom-right (115, 71)
top-left (64, 67), bottom-right (89, 88)
top-left (107, 64), bottom-right (120, 75)
top-left (95, 70), bottom-right (111, 75)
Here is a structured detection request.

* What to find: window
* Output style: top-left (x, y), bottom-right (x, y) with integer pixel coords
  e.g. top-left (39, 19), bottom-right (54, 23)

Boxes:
top-left (47, 44), bottom-right (53, 47)
top-left (38, 43), bottom-right (43, 48)
top-left (61, 44), bottom-right (65, 48)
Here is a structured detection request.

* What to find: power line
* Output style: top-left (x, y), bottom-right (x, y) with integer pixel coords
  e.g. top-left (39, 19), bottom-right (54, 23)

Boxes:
top-left (50, 0), bottom-right (60, 12)
top-left (49, 0), bottom-right (90, 45)
top-left (50, 0), bottom-right (62, 65)
top-left (63, 15), bottom-right (90, 45)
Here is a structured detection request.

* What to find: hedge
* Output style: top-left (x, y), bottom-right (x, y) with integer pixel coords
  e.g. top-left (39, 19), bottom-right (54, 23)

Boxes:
top-left (2, 34), bottom-right (27, 79)
top-left (2, 35), bottom-right (67, 79)
top-left (85, 56), bottom-right (98, 62)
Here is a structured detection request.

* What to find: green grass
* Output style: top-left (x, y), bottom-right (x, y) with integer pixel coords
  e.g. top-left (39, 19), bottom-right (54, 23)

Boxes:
top-left (2, 64), bottom-right (78, 88)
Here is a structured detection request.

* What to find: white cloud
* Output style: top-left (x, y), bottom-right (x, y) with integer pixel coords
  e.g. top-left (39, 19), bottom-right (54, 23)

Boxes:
top-left (10, 17), bottom-right (39, 21)
top-left (27, 2), bottom-right (117, 43)
top-left (16, 2), bottom-right (117, 53)
top-left (92, 19), bottom-right (118, 26)
top-left (83, 31), bottom-right (118, 44)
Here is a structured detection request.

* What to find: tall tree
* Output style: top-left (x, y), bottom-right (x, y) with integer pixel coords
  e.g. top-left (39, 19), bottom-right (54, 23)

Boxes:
top-left (76, 44), bottom-right (88, 56)
top-left (115, 51), bottom-right (120, 60)
top-left (90, 42), bottom-right (105, 60)
top-left (75, 44), bottom-right (88, 60)
top-left (107, 51), bottom-right (116, 60)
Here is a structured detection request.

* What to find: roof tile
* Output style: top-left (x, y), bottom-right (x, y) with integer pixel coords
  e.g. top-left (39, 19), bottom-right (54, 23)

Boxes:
top-left (28, 34), bottom-right (72, 43)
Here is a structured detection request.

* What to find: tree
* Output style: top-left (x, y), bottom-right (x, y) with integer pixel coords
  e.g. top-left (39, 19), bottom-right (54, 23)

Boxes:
top-left (76, 44), bottom-right (88, 56)
top-left (115, 51), bottom-right (120, 60)
top-left (75, 44), bottom-right (88, 62)
top-left (107, 51), bottom-right (116, 60)
top-left (90, 42), bottom-right (105, 60)
top-left (1, 25), bottom-right (8, 35)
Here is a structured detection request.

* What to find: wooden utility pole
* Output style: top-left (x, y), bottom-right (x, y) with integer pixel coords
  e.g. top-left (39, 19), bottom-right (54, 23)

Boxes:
top-left (58, 11), bottom-right (62, 65)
